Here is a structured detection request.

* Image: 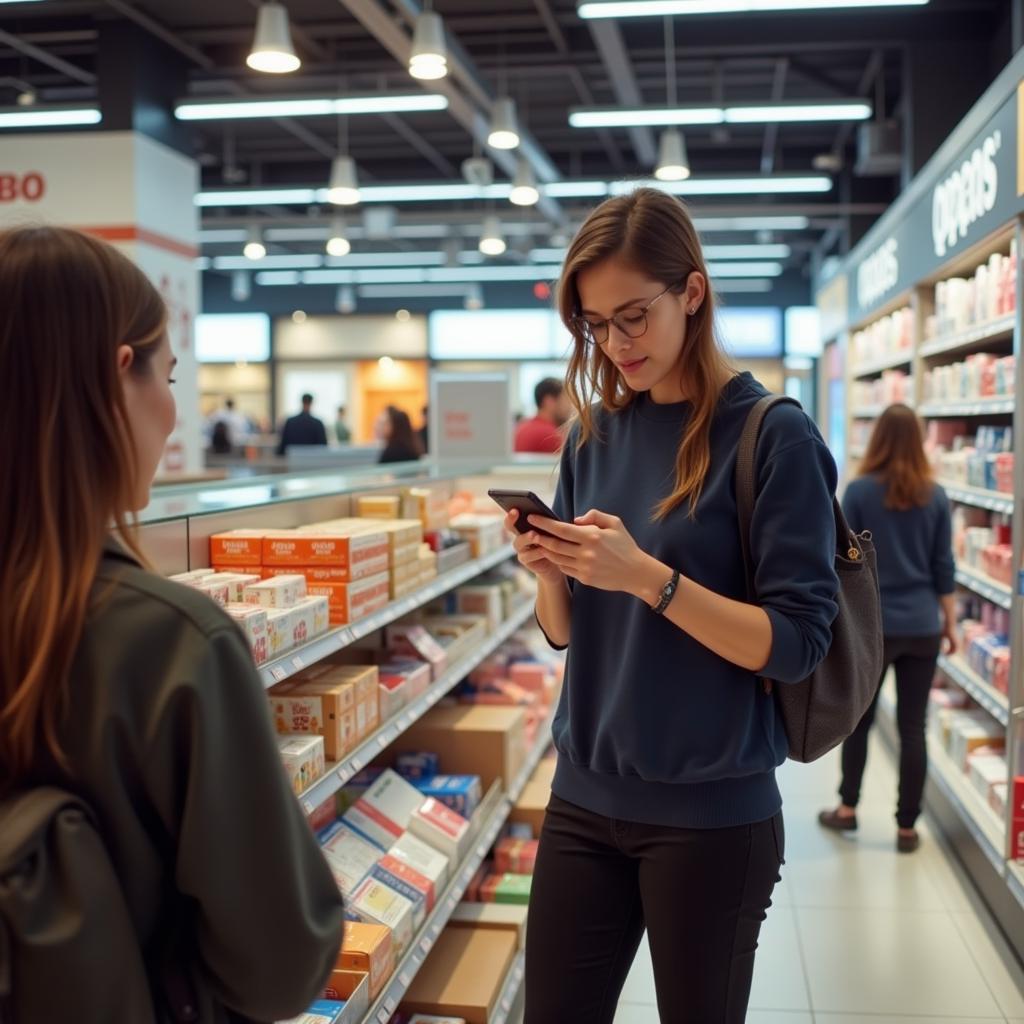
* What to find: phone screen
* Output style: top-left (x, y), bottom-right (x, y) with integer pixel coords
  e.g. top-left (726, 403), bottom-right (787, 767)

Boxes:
top-left (487, 489), bottom-right (560, 535)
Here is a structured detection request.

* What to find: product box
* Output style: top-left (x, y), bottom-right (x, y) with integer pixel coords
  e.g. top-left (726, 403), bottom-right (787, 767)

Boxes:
top-left (321, 971), bottom-right (370, 1021)
top-left (375, 853), bottom-right (438, 913)
top-left (201, 572), bottom-right (262, 603)
top-left (243, 574), bottom-right (307, 609)
top-left (169, 568), bottom-right (216, 585)
top-left (349, 877), bottom-right (415, 958)
top-left (309, 795), bottom-right (337, 835)
top-left (209, 530), bottom-right (267, 567)
top-left (449, 903), bottom-right (528, 951)
top-left (213, 563), bottom-right (265, 578)
top-left (279, 1000), bottom-right (345, 1024)
top-left (192, 579), bottom-right (230, 606)
top-left (223, 603), bottom-right (269, 666)
top-left (344, 769), bottom-right (426, 851)
top-left (404, 487), bottom-right (450, 531)
top-left (305, 664), bottom-right (380, 742)
top-left (389, 831), bottom-right (451, 891)
top-left (271, 673), bottom-right (360, 760)
top-left (508, 779), bottom-right (550, 839)
top-left (409, 798), bottom-right (471, 863)
top-left (396, 751), bottom-right (441, 782)
top-left (401, 927), bottom-right (517, 1024)
top-left (968, 753), bottom-right (1007, 804)
top-left (309, 573), bottom-right (391, 626)
top-left (381, 659), bottom-right (432, 703)
top-left (356, 494), bottom-right (402, 519)
top-left (991, 782), bottom-right (1008, 819)
top-left (339, 921), bottom-right (394, 1001)
top-left (415, 775), bottom-right (483, 819)
top-left (266, 608), bottom-right (295, 658)
top-left (264, 528), bottom-right (390, 574)
top-left (385, 624), bottom-right (448, 678)
top-left (494, 838), bottom-right (539, 875)
top-left (322, 823), bottom-right (383, 897)
top-left (455, 586), bottom-right (504, 633)
top-left (278, 735), bottom-right (326, 795)
top-left (401, 706), bottom-right (528, 792)
top-left (379, 673), bottom-right (409, 721)
top-left (480, 872), bottom-right (532, 906)
top-left (370, 856), bottom-right (429, 929)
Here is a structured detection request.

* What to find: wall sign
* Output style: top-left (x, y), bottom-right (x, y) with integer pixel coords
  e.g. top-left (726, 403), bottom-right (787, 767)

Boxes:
top-left (0, 172), bottom-right (45, 202)
top-left (931, 129), bottom-right (1002, 259)
top-left (856, 237), bottom-right (899, 311)
top-left (430, 372), bottom-right (511, 460)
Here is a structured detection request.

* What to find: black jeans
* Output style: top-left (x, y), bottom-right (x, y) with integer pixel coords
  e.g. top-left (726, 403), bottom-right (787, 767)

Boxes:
top-left (839, 634), bottom-right (941, 829)
top-left (524, 794), bottom-right (785, 1024)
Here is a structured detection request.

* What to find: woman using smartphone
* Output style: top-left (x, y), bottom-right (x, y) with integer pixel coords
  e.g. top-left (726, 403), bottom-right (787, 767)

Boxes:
top-left (505, 189), bottom-right (840, 1023)
top-left (0, 226), bottom-right (344, 1022)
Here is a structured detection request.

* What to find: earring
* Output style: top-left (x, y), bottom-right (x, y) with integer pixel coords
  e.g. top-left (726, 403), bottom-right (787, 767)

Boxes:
top-left (689, 306), bottom-right (698, 315)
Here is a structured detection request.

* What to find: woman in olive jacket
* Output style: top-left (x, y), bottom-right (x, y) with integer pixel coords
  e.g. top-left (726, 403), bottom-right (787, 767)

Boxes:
top-left (0, 226), bottom-right (345, 1022)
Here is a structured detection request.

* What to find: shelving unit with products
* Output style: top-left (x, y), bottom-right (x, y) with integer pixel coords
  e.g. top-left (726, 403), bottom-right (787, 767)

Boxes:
top-left (816, 47), bottom-right (1024, 960)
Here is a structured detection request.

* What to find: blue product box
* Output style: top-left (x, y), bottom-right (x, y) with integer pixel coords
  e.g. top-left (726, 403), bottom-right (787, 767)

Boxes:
top-left (414, 774), bottom-right (483, 818)
top-left (395, 751), bottom-right (441, 781)
top-left (317, 819), bottom-right (345, 846)
top-left (299, 999), bottom-right (346, 1023)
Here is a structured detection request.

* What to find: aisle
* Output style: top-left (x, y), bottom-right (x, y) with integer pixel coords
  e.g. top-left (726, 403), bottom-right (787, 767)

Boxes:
top-left (614, 733), bottom-right (1024, 1023)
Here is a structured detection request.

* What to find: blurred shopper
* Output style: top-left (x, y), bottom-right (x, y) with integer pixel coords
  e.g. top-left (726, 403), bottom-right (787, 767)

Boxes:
top-left (334, 404), bottom-right (352, 444)
top-left (205, 396), bottom-right (249, 448)
top-left (209, 420), bottom-right (234, 455)
top-left (418, 404), bottom-right (429, 453)
top-left (277, 392), bottom-right (328, 455)
top-left (819, 403), bottom-right (955, 853)
top-left (376, 405), bottom-right (423, 464)
top-left (508, 189), bottom-right (840, 1023)
top-left (514, 377), bottom-right (571, 454)
top-left (0, 226), bottom-right (344, 1023)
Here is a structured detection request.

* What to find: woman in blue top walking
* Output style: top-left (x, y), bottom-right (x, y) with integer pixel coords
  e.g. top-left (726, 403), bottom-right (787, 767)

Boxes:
top-left (819, 403), bottom-right (956, 852)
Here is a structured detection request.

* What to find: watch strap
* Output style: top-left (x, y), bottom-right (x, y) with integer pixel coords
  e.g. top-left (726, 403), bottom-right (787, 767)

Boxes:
top-left (651, 569), bottom-right (681, 615)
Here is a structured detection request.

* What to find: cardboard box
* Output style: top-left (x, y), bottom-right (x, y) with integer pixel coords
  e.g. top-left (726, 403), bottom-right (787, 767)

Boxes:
top-left (508, 779), bottom-right (550, 839)
top-left (349, 877), bottom-right (415, 958)
top-left (201, 572), bottom-right (261, 603)
top-left (371, 856), bottom-right (429, 929)
top-left (192, 579), bottom-right (230, 606)
top-left (209, 530), bottom-right (267, 566)
top-left (271, 672), bottom-right (365, 760)
top-left (278, 1000), bottom-right (345, 1024)
top-left (356, 494), bottom-right (402, 519)
top-left (401, 928), bottom-right (517, 1024)
top-left (449, 903), bottom-right (528, 950)
top-left (385, 625), bottom-right (448, 679)
top-left (415, 775), bottom-right (483, 819)
top-left (455, 586), bottom-right (504, 633)
top-left (243, 574), bottom-right (307, 609)
top-left (266, 608), bottom-right (294, 658)
top-left (339, 921), bottom-right (393, 1001)
top-left (321, 971), bottom-right (370, 1021)
top-left (278, 735), bottom-right (325, 795)
top-left (403, 487), bottom-right (450, 531)
top-left (409, 798), bottom-right (471, 863)
top-left (263, 529), bottom-right (389, 573)
top-left (379, 673), bottom-right (408, 721)
top-left (389, 831), bottom-right (451, 891)
top-left (401, 706), bottom-right (528, 792)
top-left (374, 852), bottom-right (437, 913)
top-left (481, 872), bottom-right (532, 905)
top-left (223, 603), bottom-right (269, 666)
top-left (494, 838), bottom-right (538, 875)
top-left (322, 823), bottom-right (382, 897)
top-left (169, 569), bottom-right (216, 585)
top-left (309, 573), bottom-right (391, 626)
top-left (344, 769), bottom-right (426, 851)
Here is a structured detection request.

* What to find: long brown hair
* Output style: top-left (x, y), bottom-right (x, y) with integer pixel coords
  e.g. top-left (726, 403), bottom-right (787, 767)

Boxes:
top-left (0, 226), bottom-right (167, 777)
top-left (859, 403), bottom-right (934, 510)
top-left (558, 187), bottom-right (734, 519)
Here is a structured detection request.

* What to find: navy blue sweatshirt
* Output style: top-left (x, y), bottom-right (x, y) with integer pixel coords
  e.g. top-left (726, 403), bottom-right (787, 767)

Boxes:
top-left (842, 475), bottom-right (955, 637)
top-left (548, 372), bottom-right (840, 829)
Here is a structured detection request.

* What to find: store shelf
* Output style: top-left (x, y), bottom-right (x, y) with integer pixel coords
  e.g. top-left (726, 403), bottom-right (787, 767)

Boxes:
top-left (851, 350), bottom-right (914, 378)
top-left (937, 480), bottom-right (1015, 515)
top-left (936, 654), bottom-right (1010, 727)
top-left (259, 544), bottom-right (515, 689)
top-left (492, 951), bottom-right (527, 1024)
top-left (509, 696), bottom-right (559, 804)
top-left (298, 600), bottom-right (537, 814)
top-left (851, 403), bottom-right (914, 419)
top-left (954, 566), bottom-right (1014, 610)
top-left (919, 315), bottom-right (1016, 359)
top-left (919, 396), bottom-right (1015, 417)
top-left (1010, 862), bottom-right (1024, 913)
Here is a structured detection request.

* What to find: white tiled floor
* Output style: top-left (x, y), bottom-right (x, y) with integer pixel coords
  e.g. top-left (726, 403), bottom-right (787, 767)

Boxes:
top-left (614, 735), bottom-right (1024, 1022)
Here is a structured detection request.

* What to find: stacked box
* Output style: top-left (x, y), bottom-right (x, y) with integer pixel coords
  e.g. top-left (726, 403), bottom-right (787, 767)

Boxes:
top-left (308, 573), bottom-right (391, 626)
top-left (209, 530), bottom-right (267, 567)
top-left (344, 769), bottom-right (426, 852)
top-left (479, 872), bottom-right (532, 906)
top-left (348, 877), bottom-right (415, 958)
top-left (223, 603), bottom-right (269, 666)
top-left (339, 921), bottom-right (394, 1001)
top-left (409, 798), bottom-right (471, 863)
top-left (244, 574), bottom-right (307, 609)
top-left (389, 831), bottom-right (451, 891)
top-left (414, 775), bottom-right (482, 818)
top-left (494, 838), bottom-right (538, 875)
top-left (271, 671), bottom-right (364, 761)
top-left (278, 735), bottom-right (325, 795)
top-left (370, 856), bottom-right (428, 930)
top-left (322, 823), bottom-right (382, 897)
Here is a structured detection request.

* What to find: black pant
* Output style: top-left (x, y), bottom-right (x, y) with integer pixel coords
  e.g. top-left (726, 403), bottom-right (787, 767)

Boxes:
top-left (839, 634), bottom-right (941, 830)
top-left (524, 794), bottom-right (785, 1023)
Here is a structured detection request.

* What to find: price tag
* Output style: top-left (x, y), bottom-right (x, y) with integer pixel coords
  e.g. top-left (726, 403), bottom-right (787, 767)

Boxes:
top-left (351, 755), bottom-right (364, 772)
top-left (476, 845), bottom-right (487, 859)
top-left (398, 972), bottom-right (411, 988)
top-left (384, 997), bottom-right (397, 1014)
top-left (447, 896), bottom-right (457, 913)
top-left (336, 765), bottom-right (350, 782)
top-left (378, 735), bottom-right (388, 749)
top-left (502, 998), bottom-right (512, 1012)
top-left (430, 921), bottom-right (441, 937)
top-left (377, 1010), bottom-right (390, 1024)
top-left (270, 665), bottom-right (287, 682)
top-left (420, 937), bottom-right (432, 955)
top-left (340, 628), bottom-right (354, 646)
top-left (302, 800), bottom-right (313, 814)
top-left (291, 655), bottom-right (304, 671)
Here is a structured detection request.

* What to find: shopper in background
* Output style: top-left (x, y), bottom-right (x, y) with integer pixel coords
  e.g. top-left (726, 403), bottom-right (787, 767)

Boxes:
top-left (204, 396), bottom-right (249, 448)
top-left (514, 377), bottom-right (571, 454)
top-left (277, 392), bottom-right (328, 455)
top-left (376, 405), bottom-right (424, 464)
top-left (819, 403), bottom-right (955, 853)
top-left (335, 404), bottom-right (352, 444)
top-left (208, 420), bottom-right (234, 455)
top-left (0, 226), bottom-right (344, 1022)
top-left (506, 188), bottom-right (840, 1023)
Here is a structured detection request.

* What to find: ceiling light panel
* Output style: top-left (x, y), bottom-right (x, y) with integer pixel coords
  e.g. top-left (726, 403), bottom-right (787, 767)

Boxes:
top-left (577, 0), bottom-right (929, 17)
top-left (175, 94), bottom-right (448, 121)
top-left (0, 107), bottom-right (101, 128)
top-left (706, 261), bottom-right (784, 277)
top-left (569, 101), bottom-right (869, 128)
top-left (693, 216), bottom-right (809, 231)
top-left (702, 244), bottom-right (791, 259)
top-left (570, 106), bottom-right (724, 127)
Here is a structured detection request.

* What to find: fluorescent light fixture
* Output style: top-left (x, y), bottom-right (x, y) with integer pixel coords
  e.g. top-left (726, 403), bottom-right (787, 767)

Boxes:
top-left (488, 98), bottom-right (520, 150)
top-left (702, 243), bottom-right (791, 259)
top-left (247, 2), bottom-right (300, 74)
top-left (217, 253), bottom-right (319, 270)
top-left (569, 101), bottom-right (869, 127)
top-left (195, 257), bottom-right (212, 270)
top-left (255, 264), bottom-right (565, 286)
top-left (409, 10), bottom-right (448, 80)
top-left (509, 158), bottom-right (540, 206)
top-left (327, 251), bottom-right (446, 267)
top-left (327, 156), bottom-right (360, 205)
top-left (197, 188), bottom-right (318, 207)
top-left (712, 279), bottom-right (774, 293)
top-left (618, 175), bottom-right (832, 196)
top-left (655, 128), bottom-right (690, 181)
top-left (326, 215), bottom-right (350, 257)
top-left (694, 215), bottom-right (809, 231)
top-left (479, 216), bottom-right (507, 257)
top-left (577, 0), bottom-right (929, 17)
top-left (0, 106), bottom-right (101, 128)
top-left (360, 183), bottom-right (510, 202)
top-left (243, 225), bottom-right (266, 261)
top-left (570, 106), bottom-right (724, 127)
top-left (542, 181), bottom-right (611, 198)
top-left (175, 93), bottom-right (448, 121)
top-left (707, 261), bottom-right (784, 277)
top-left (205, 250), bottom-right (452, 270)
top-left (725, 101), bottom-right (871, 123)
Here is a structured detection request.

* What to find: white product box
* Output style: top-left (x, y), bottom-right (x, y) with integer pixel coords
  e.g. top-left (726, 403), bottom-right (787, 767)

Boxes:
top-left (266, 607), bottom-right (295, 658)
top-left (243, 574), bottom-right (307, 609)
top-left (202, 572), bottom-right (262, 603)
top-left (378, 674), bottom-right (408, 721)
top-left (969, 754), bottom-right (1007, 803)
top-left (343, 769), bottom-right (425, 851)
top-left (290, 595), bottom-right (329, 646)
top-left (349, 877), bottom-right (415, 958)
top-left (389, 831), bottom-right (451, 889)
top-left (192, 579), bottom-right (230, 606)
top-left (277, 734), bottom-right (325, 795)
top-left (409, 797), bottom-right (471, 863)
top-left (223, 603), bottom-right (269, 666)
top-left (169, 569), bottom-right (216, 585)
top-left (322, 823), bottom-right (383, 897)
top-left (456, 585), bottom-right (504, 633)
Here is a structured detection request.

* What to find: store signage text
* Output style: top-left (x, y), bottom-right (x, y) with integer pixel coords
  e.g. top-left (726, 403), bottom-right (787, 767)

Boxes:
top-left (856, 237), bottom-right (899, 311)
top-left (932, 130), bottom-right (1001, 258)
top-left (0, 172), bottom-right (46, 203)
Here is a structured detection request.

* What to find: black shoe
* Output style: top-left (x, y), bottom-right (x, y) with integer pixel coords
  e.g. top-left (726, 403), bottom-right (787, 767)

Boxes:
top-left (818, 808), bottom-right (858, 832)
top-left (897, 831), bottom-right (920, 853)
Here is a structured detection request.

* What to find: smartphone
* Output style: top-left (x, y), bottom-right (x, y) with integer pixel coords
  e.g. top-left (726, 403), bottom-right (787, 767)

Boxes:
top-left (487, 489), bottom-right (561, 536)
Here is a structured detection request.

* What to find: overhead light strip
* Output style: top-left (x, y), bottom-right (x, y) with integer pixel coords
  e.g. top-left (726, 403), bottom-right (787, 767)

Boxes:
top-left (0, 106), bottom-right (102, 128)
top-left (577, 0), bottom-right (929, 17)
top-left (176, 93), bottom-right (448, 121)
top-left (569, 102), bottom-right (870, 128)
top-left (211, 251), bottom-right (449, 270)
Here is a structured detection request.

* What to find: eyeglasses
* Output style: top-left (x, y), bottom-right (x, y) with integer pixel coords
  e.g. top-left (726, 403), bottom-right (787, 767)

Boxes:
top-left (570, 283), bottom-right (675, 347)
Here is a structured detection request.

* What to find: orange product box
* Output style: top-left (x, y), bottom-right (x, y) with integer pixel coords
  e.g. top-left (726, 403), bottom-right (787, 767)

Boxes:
top-left (310, 572), bottom-right (391, 626)
top-left (270, 674), bottom-right (360, 760)
top-left (212, 563), bottom-right (264, 577)
top-left (322, 969), bottom-right (370, 1016)
top-left (209, 530), bottom-right (268, 567)
top-left (265, 527), bottom-right (389, 572)
top-left (338, 921), bottom-right (394, 1000)
top-left (355, 518), bottom-right (424, 554)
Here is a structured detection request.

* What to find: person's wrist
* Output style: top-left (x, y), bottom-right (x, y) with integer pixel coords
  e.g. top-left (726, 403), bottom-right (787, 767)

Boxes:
top-left (632, 554), bottom-right (672, 607)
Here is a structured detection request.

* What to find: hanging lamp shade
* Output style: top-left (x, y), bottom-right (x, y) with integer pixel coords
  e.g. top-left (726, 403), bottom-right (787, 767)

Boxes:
top-left (326, 215), bottom-right (351, 256)
top-left (336, 285), bottom-right (356, 314)
top-left (509, 157), bottom-right (539, 206)
top-left (247, 3), bottom-right (301, 74)
top-left (464, 284), bottom-right (484, 310)
top-left (655, 127), bottom-right (690, 181)
top-left (488, 97), bottom-right (520, 150)
top-left (409, 11), bottom-right (447, 81)
top-left (231, 270), bottom-right (251, 302)
top-left (479, 215), bottom-right (506, 256)
top-left (243, 224), bottom-right (266, 260)
top-left (327, 155), bottom-right (360, 205)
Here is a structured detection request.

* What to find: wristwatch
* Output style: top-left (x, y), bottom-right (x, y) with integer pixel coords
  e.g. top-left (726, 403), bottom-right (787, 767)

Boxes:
top-left (651, 570), bottom-right (681, 615)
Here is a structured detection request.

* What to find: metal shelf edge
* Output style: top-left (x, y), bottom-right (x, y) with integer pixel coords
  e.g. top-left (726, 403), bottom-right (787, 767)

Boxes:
top-left (919, 316), bottom-right (1017, 359)
top-left (919, 398), bottom-right (1015, 417)
top-left (937, 481), bottom-right (1015, 514)
top-left (851, 351), bottom-right (914, 378)
top-left (954, 567), bottom-right (1013, 610)
top-left (936, 655), bottom-right (1010, 727)
top-left (492, 950), bottom-right (527, 1024)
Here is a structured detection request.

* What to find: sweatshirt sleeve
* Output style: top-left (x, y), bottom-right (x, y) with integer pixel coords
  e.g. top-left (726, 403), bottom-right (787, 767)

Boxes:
top-left (145, 628), bottom-right (345, 1022)
top-left (752, 437), bottom-right (840, 684)
top-left (931, 487), bottom-right (956, 596)
top-left (537, 430), bottom-right (576, 651)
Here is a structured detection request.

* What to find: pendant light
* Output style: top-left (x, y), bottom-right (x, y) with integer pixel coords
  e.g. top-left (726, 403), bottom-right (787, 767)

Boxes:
top-left (336, 285), bottom-right (356, 314)
top-left (243, 224), bottom-right (266, 260)
top-left (464, 284), bottom-right (484, 310)
top-left (409, 5), bottom-right (447, 81)
top-left (488, 97), bottom-right (520, 150)
top-left (328, 105), bottom-right (360, 205)
top-left (247, 3), bottom-right (301, 74)
top-left (326, 215), bottom-right (351, 256)
top-left (655, 18), bottom-right (690, 181)
top-left (231, 270), bottom-right (251, 302)
top-left (509, 157), bottom-right (540, 206)
top-left (479, 216), bottom-right (507, 256)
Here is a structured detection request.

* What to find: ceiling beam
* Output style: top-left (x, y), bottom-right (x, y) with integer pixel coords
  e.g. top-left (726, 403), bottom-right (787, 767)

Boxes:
top-left (381, 112), bottom-right (458, 177)
top-left (829, 47), bottom-right (885, 160)
top-left (0, 28), bottom-right (95, 85)
top-left (760, 58), bottom-right (788, 175)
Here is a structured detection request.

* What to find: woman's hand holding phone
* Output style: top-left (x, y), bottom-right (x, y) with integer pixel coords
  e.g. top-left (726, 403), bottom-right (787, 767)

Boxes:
top-left (505, 510), bottom-right (567, 587)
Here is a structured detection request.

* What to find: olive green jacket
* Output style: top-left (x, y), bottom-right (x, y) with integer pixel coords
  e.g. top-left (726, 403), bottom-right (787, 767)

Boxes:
top-left (31, 540), bottom-right (345, 1023)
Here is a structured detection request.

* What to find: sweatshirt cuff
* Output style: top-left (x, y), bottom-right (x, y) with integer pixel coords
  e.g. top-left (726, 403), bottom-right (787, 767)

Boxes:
top-left (535, 609), bottom-right (568, 652)
top-left (760, 607), bottom-right (812, 684)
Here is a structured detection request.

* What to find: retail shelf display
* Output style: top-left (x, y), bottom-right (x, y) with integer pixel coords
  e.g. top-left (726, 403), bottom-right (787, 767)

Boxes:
top-left (919, 314), bottom-right (1016, 359)
top-left (937, 481), bottom-right (1015, 515)
top-left (851, 350), bottom-right (914, 378)
top-left (918, 397), bottom-right (1016, 418)
top-left (953, 566), bottom-right (1014, 610)
top-left (1010, 862), bottom-right (1024, 912)
top-left (259, 543), bottom-right (515, 690)
top-left (491, 951), bottom-right (527, 1024)
top-left (936, 654), bottom-right (1010, 727)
